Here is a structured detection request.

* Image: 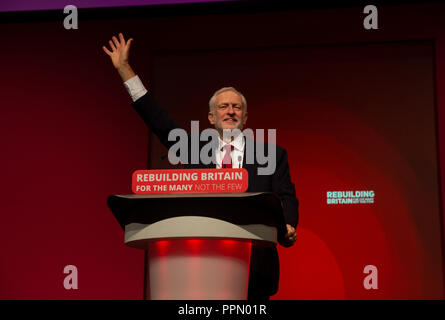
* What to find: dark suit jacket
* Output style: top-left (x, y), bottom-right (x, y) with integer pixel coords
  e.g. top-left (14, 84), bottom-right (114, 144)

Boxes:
top-left (132, 92), bottom-right (299, 297)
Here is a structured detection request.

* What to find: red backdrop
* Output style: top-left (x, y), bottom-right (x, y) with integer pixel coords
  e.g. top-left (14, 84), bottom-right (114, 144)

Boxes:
top-left (150, 41), bottom-right (442, 299)
top-left (1, 3), bottom-right (444, 299)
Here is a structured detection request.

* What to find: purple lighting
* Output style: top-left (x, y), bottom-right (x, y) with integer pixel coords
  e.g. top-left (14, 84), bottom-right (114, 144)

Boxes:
top-left (0, 0), bottom-right (235, 13)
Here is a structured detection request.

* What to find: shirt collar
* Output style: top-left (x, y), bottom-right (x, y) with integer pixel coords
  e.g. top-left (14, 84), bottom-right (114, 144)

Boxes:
top-left (218, 132), bottom-right (245, 151)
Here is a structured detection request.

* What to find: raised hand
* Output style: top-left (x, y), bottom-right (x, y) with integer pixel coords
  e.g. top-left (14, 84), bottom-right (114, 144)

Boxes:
top-left (103, 33), bottom-right (136, 82)
top-left (103, 33), bottom-right (133, 69)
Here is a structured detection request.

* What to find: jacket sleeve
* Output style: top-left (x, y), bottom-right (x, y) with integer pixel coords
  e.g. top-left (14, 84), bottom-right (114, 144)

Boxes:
top-left (271, 147), bottom-right (299, 228)
top-left (131, 92), bottom-right (182, 150)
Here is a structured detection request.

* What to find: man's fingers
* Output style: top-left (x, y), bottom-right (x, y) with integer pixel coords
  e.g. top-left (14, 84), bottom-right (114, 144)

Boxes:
top-left (102, 46), bottom-right (112, 56)
top-left (112, 36), bottom-right (120, 48)
top-left (109, 40), bottom-right (116, 51)
top-left (285, 225), bottom-right (295, 236)
top-left (284, 224), bottom-right (297, 242)
top-left (280, 226), bottom-right (296, 247)
top-left (127, 38), bottom-right (134, 48)
top-left (119, 33), bottom-right (126, 46)
top-left (287, 232), bottom-right (296, 240)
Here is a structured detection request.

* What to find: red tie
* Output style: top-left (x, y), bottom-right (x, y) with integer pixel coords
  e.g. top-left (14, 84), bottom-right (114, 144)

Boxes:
top-left (222, 144), bottom-right (233, 168)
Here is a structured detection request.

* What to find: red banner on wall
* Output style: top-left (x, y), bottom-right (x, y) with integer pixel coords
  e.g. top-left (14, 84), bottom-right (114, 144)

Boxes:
top-left (132, 168), bottom-right (249, 194)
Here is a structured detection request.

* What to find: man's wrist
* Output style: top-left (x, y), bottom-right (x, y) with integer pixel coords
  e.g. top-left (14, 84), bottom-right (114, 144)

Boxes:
top-left (118, 64), bottom-right (136, 82)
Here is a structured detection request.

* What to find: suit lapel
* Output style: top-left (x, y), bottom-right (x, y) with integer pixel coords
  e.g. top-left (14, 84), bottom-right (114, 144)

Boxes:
top-left (242, 137), bottom-right (259, 192)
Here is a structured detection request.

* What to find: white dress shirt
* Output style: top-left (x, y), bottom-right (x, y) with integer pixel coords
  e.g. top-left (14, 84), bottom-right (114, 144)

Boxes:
top-left (216, 133), bottom-right (245, 169)
top-left (124, 75), bottom-right (245, 168)
top-left (124, 75), bottom-right (148, 102)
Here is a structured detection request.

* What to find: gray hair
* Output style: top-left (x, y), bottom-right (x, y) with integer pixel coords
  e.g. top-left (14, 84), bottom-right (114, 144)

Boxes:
top-left (208, 87), bottom-right (247, 114)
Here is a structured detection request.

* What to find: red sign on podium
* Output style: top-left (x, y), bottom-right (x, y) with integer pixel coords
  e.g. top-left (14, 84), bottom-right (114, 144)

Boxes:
top-left (132, 168), bottom-right (249, 194)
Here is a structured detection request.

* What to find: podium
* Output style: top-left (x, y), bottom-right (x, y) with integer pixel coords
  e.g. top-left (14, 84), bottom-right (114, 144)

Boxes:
top-left (107, 192), bottom-right (286, 300)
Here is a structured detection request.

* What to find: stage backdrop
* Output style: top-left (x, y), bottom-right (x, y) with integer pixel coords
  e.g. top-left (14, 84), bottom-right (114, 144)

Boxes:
top-left (149, 41), bottom-right (443, 299)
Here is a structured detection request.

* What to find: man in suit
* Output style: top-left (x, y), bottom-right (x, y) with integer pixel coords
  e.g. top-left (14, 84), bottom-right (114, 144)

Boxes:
top-left (103, 33), bottom-right (298, 299)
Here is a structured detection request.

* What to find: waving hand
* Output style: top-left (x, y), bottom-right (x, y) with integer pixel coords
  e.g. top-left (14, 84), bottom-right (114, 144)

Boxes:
top-left (103, 33), bottom-right (136, 82)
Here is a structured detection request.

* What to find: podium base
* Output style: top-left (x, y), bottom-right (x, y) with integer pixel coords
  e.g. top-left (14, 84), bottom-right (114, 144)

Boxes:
top-left (145, 239), bottom-right (252, 300)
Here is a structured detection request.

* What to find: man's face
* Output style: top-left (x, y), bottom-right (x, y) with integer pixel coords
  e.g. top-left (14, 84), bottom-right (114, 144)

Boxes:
top-left (208, 90), bottom-right (248, 132)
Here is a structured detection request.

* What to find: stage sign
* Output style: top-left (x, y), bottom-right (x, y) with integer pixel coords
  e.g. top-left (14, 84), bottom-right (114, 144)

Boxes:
top-left (132, 168), bottom-right (248, 194)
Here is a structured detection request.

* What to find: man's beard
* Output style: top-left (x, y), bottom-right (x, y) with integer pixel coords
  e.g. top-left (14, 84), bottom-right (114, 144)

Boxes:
top-left (216, 125), bottom-right (244, 143)
top-left (215, 118), bottom-right (244, 132)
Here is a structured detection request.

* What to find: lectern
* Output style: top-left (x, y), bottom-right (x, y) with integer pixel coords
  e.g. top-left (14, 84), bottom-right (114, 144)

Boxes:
top-left (107, 192), bottom-right (286, 300)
